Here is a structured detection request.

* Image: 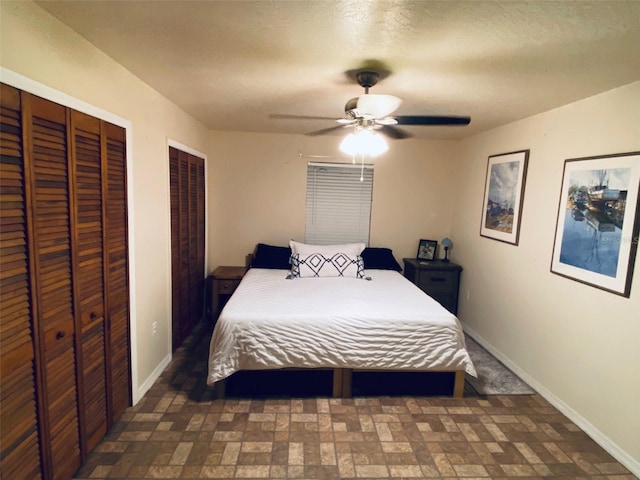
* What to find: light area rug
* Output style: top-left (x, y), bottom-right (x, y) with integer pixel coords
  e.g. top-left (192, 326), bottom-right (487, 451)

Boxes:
top-left (464, 334), bottom-right (535, 395)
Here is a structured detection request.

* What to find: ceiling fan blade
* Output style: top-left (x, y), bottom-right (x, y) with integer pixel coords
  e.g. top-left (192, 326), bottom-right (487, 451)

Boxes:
top-left (270, 113), bottom-right (339, 121)
top-left (306, 124), bottom-right (352, 136)
top-left (378, 125), bottom-right (412, 140)
top-left (394, 115), bottom-right (471, 126)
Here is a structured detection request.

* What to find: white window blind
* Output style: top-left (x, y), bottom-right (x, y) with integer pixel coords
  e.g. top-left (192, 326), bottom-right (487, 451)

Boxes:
top-left (305, 162), bottom-right (374, 245)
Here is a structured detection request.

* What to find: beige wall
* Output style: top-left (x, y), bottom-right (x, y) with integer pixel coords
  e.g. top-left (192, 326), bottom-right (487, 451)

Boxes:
top-left (451, 82), bottom-right (640, 469)
top-left (0, 1), bottom-right (212, 399)
top-left (206, 131), bottom-right (457, 269)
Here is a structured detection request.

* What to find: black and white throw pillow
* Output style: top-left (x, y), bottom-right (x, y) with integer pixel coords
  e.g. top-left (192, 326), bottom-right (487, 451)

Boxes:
top-left (290, 252), bottom-right (365, 278)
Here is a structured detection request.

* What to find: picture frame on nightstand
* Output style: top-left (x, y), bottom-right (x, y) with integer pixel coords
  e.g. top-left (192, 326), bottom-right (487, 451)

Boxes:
top-left (417, 239), bottom-right (437, 261)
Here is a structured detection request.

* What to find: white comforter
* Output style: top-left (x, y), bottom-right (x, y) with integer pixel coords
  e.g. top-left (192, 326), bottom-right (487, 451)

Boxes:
top-left (207, 268), bottom-right (476, 385)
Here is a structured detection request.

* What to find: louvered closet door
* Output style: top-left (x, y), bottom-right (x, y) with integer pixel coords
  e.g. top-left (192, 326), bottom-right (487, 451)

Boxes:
top-left (195, 159), bottom-right (205, 316)
top-left (169, 146), bottom-right (205, 349)
top-left (1, 83), bottom-right (131, 479)
top-left (169, 147), bottom-right (181, 344)
top-left (188, 157), bottom-right (200, 332)
top-left (71, 112), bottom-right (131, 450)
top-left (104, 123), bottom-right (130, 423)
top-left (26, 93), bottom-right (82, 480)
top-left (178, 151), bottom-right (190, 342)
top-left (0, 85), bottom-right (42, 480)
top-left (70, 111), bottom-right (107, 452)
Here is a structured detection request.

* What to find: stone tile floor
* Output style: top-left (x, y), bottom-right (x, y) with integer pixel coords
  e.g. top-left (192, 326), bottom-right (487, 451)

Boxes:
top-left (73, 322), bottom-right (634, 479)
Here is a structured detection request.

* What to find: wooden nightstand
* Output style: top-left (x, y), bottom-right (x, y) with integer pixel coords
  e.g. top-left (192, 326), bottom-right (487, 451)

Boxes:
top-left (210, 266), bottom-right (247, 319)
top-left (403, 258), bottom-right (463, 315)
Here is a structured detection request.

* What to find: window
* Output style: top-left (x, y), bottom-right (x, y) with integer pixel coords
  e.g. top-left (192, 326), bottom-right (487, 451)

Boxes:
top-left (305, 162), bottom-right (374, 245)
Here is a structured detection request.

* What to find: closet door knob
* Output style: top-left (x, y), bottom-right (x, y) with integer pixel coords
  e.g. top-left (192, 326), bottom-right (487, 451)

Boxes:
top-left (90, 312), bottom-right (97, 320)
top-left (56, 331), bottom-right (66, 340)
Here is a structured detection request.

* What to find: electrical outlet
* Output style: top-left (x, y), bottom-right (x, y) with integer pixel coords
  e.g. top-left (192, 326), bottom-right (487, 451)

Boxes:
top-left (465, 290), bottom-right (470, 301)
top-left (152, 321), bottom-right (157, 336)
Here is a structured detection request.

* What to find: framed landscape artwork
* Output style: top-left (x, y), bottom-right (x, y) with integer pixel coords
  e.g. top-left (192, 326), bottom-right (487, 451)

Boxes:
top-left (480, 150), bottom-right (530, 245)
top-left (550, 151), bottom-right (640, 297)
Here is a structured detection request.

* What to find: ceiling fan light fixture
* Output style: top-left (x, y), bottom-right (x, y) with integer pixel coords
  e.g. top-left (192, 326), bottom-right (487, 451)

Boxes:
top-left (356, 94), bottom-right (401, 118)
top-left (271, 66), bottom-right (470, 140)
top-left (339, 128), bottom-right (388, 157)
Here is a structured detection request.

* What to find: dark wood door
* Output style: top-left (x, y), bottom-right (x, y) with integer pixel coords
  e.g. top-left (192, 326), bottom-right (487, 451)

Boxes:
top-left (103, 122), bottom-right (131, 425)
top-left (0, 84), bottom-right (131, 480)
top-left (169, 146), bottom-right (205, 350)
top-left (70, 111), bottom-right (131, 456)
top-left (70, 111), bottom-right (108, 453)
top-left (26, 92), bottom-right (82, 480)
top-left (0, 84), bottom-right (42, 480)
top-left (169, 147), bottom-right (181, 347)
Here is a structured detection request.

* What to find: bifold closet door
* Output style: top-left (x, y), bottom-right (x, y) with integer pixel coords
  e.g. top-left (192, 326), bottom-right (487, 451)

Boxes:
top-left (103, 122), bottom-right (130, 424)
top-left (0, 84), bottom-right (42, 480)
top-left (70, 111), bottom-right (108, 453)
top-left (70, 111), bottom-right (131, 455)
top-left (70, 111), bottom-right (130, 452)
top-left (26, 93), bottom-right (83, 479)
top-left (0, 84), bottom-right (131, 480)
top-left (188, 156), bottom-right (205, 336)
top-left (169, 146), bottom-right (205, 350)
top-left (169, 147), bottom-right (187, 348)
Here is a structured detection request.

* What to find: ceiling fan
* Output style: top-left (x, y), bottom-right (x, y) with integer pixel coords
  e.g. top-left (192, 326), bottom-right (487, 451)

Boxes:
top-left (270, 69), bottom-right (471, 140)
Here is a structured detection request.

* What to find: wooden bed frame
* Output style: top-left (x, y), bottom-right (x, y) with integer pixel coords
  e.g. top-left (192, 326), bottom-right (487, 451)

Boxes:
top-left (214, 367), bottom-right (465, 399)
top-left (335, 368), bottom-right (465, 398)
top-left (212, 253), bottom-right (467, 399)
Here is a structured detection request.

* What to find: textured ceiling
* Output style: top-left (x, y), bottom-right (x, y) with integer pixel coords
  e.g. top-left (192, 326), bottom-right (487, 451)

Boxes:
top-left (36, 0), bottom-right (640, 140)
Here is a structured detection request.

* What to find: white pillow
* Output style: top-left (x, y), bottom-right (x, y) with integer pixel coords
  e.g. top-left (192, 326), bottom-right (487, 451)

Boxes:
top-left (289, 240), bottom-right (365, 256)
top-left (290, 252), bottom-right (364, 278)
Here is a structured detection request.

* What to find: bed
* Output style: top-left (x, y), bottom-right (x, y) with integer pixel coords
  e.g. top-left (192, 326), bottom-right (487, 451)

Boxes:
top-left (207, 242), bottom-right (476, 398)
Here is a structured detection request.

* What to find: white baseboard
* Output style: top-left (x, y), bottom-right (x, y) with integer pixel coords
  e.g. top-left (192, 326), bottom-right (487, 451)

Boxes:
top-left (132, 353), bottom-right (172, 405)
top-left (463, 325), bottom-right (640, 478)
